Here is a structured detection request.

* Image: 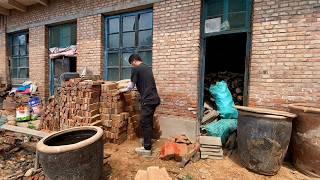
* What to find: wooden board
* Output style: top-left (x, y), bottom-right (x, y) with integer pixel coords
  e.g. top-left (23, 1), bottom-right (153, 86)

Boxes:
top-left (199, 136), bottom-right (222, 146)
top-left (200, 147), bottom-right (222, 152)
top-left (201, 154), bottom-right (223, 160)
top-left (200, 145), bottom-right (221, 149)
top-left (201, 150), bottom-right (223, 156)
top-left (1, 124), bottom-right (49, 138)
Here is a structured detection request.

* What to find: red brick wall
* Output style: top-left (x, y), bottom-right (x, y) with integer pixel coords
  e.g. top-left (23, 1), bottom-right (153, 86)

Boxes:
top-left (0, 26), bottom-right (8, 85)
top-left (2, 0), bottom-right (202, 120)
top-left (77, 14), bottom-right (104, 77)
top-left (29, 26), bottom-right (49, 97)
top-left (153, 0), bottom-right (201, 118)
top-left (250, 0), bottom-right (320, 110)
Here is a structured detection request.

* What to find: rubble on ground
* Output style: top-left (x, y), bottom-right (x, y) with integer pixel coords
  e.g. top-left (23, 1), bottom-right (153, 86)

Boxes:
top-left (0, 131), bottom-right (39, 179)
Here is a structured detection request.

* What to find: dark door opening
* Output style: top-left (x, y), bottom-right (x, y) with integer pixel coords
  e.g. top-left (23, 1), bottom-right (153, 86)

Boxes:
top-left (204, 32), bottom-right (248, 108)
top-left (50, 57), bottom-right (77, 95)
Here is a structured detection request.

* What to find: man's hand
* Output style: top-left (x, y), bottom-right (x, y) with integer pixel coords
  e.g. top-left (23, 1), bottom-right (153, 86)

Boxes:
top-left (119, 88), bottom-right (128, 93)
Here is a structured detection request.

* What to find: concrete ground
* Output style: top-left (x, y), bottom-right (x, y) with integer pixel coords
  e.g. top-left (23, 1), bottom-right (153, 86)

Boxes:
top-left (104, 139), bottom-right (311, 180)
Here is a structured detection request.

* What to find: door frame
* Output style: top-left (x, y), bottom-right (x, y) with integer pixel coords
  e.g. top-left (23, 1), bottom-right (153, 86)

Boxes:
top-left (198, 0), bottom-right (253, 128)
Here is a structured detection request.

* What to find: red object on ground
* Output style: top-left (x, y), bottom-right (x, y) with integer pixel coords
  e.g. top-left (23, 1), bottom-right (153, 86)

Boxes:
top-left (160, 142), bottom-right (188, 162)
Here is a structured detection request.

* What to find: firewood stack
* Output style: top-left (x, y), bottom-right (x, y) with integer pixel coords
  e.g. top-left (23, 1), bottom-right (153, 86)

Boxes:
top-left (40, 79), bottom-right (103, 131)
top-left (205, 71), bottom-right (244, 105)
top-left (100, 82), bottom-right (129, 144)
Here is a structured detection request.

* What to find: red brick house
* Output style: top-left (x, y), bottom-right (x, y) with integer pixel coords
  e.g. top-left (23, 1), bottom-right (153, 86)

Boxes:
top-left (0, 0), bottom-right (319, 138)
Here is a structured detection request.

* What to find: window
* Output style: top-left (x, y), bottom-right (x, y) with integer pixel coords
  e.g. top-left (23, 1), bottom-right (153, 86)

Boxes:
top-left (206, 0), bottom-right (251, 32)
top-left (105, 10), bottom-right (153, 81)
top-left (9, 32), bottom-right (29, 82)
top-left (49, 23), bottom-right (77, 48)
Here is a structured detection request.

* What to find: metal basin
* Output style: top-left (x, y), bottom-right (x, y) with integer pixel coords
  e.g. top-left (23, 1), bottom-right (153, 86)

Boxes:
top-left (289, 103), bottom-right (320, 178)
top-left (37, 126), bottom-right (104, 180)
top-left (236, 106), bottom-right (296, 175)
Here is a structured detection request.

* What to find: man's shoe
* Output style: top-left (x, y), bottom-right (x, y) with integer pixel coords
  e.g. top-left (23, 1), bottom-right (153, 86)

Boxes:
top-left (135, 147), bottom-right (151, 156)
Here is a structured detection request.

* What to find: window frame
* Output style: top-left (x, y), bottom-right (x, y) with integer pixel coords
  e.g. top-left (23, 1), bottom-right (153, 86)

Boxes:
top-left (49, 23), bottom-right (77, 48)
top-left (9, 31), bottom-right (29, 84)
top-left (105, 9), bottom-right (153, 81)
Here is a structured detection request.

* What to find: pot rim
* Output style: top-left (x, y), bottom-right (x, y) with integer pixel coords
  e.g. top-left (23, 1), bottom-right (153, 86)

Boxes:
top-left (36, 126), bottom-right (103, 154)
top-left (236, 105), bottom-right (296, 118)
top-left (288, 103), bottom-right (320, 114)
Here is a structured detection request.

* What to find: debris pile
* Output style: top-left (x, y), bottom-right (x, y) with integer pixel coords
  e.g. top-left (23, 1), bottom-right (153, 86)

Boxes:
top-left (0, 131), bottom-right (38, 179)
top-left (41, 79), bottom-right (103, 131)
top-left (204, 71), bottom-right (244, 106)
top-left (2, 81), bottom-right (42, 128)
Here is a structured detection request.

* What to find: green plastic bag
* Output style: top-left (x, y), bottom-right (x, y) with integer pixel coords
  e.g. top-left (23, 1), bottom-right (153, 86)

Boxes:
top-left (209, 81), bottom-right (238, 119)
top-left (205, 119), bottom-right (237, 144)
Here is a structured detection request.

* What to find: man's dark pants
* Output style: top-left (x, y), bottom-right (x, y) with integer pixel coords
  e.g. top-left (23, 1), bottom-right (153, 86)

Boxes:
top-left (140, 103), bottom-right (158, 150)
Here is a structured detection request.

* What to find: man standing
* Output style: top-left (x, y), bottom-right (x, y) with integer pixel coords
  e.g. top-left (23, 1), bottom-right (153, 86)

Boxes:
top-left (120, 54), bottom-right (160, 156)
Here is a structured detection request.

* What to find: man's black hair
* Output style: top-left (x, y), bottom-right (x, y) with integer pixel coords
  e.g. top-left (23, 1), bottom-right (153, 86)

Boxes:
top-left (128, 54), bottom-right (143, 64)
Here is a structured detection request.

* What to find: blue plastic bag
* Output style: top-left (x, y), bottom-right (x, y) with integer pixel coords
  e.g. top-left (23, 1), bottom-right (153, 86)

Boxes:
top-left (205, 119), bottom-right (237, 144)
top-left (209, 81), bottom-right (238, 119)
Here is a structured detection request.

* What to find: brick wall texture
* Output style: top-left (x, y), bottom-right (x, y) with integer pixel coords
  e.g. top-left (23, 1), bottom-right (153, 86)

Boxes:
top-left (0, 23), bottom-right (7, 85)
top-left (77, 14), bottom-right (104, 77)
top-left (0, 0), bottom-right (319, 119)
top-left (29, 26), bottom-right (49, 97)
top-left (250, 0), bottom-right (320, 110)
top-left (153, 0), bottom-right (201, 118)
top-left (1, 0), bottom-right (201, 119)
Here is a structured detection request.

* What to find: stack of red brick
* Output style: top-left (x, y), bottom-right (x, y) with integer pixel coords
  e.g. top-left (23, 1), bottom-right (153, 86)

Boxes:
top-left (41, 79), bottom-right (103, 131)
top-left (123, 90), bottom-right (141, 140)
top-left (100, 82), bottom-right (141, 144)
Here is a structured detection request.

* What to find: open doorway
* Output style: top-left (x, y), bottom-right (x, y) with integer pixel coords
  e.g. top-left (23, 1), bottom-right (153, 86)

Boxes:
top-left (50, 57), bottom-right (77, 95)
top-left (204, 32), bottom-right (248, 108)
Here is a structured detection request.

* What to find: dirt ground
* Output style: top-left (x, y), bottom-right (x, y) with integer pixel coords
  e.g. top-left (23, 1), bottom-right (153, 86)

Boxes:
top-left (104, 139), bottom-right (311, 180)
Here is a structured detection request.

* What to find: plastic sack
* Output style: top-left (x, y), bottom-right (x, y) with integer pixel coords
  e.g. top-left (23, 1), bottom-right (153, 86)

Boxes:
top-left (16, 105), bottom-right (31, 122)
top-left (204, 119), bottom-right (237, 144)
top-left (209, 81), bottom-right (238, 119)
top-left (28, 96), bottom-right (41, 120)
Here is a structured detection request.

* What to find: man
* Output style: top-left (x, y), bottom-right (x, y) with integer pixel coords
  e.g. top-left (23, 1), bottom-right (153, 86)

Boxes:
top-left (120, 54), bottom-right (160, 156)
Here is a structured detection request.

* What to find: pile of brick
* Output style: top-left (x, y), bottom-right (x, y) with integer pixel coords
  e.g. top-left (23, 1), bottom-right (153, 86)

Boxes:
top-left (41, 79), bottom-right (103, 131)
top-left (100, 82), bottom-right (141, 144)
top-left (123, 91), bottom-right (141, 139)
top-left (41, 97), bottom-right (59, 131)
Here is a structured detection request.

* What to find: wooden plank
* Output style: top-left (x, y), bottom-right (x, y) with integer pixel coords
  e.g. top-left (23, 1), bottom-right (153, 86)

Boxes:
top-left (0, 6), bottom-right (9, 16)
top-left (199, 136), bottom-right (222, 146)
top-left (201, 144), bottom-right (221, 149)
top-left (1, 124), bottom-right (49, 138)
top-left (7, 0), bottom-right (26, 12)
top-left (200, 147), bottom-right (222, 152)
top-left (201, 154), bottom-right (223, 160)
top-left (35, 0), bottom-right (48, 6)
top-left (201, 150), bottom-right (223, 156)
top-left (135, 170), bottom-right (148, 180)
top-left (201, 110), bottom-right (219, 124)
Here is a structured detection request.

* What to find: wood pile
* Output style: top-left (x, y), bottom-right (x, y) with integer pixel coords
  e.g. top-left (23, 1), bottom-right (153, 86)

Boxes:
top-left (204, 71), bottom-right (244, 105)
top-left (199, 136), bottom-right (223, 160)
top-left (41, 79), bottom-right (103, 131)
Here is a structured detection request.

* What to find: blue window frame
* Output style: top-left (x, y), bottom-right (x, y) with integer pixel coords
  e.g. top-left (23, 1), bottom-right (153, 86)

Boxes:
top-left (204, 0), bottom-right (252, 36)
top-left (49, 23), bottom-right (77, 48)
top-left (9, 31), bottom-right (29, 85)
top-left (105, 9), bottom-right (153, 81)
